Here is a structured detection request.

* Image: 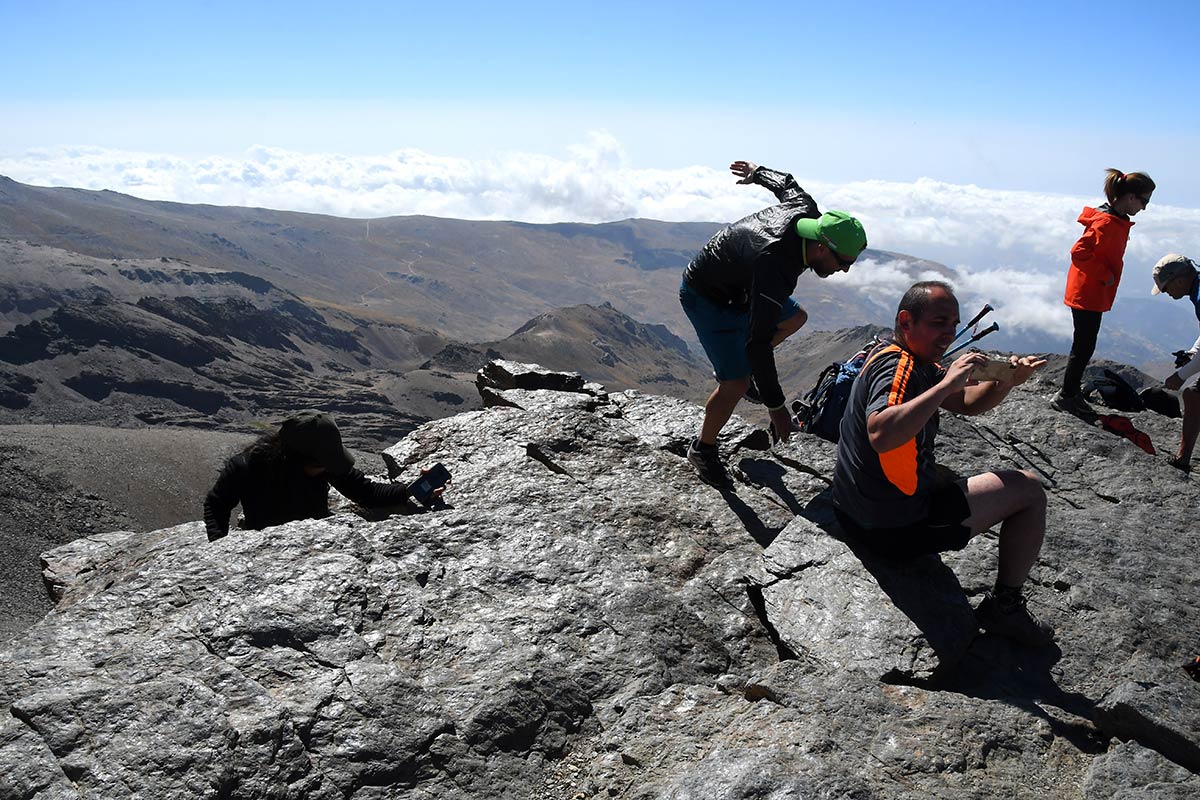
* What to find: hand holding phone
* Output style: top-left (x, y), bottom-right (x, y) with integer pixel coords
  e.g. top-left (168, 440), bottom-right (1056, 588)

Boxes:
top-left (970, 359), bottom-right (1017, 383)
top-left (407, 463), bottom-right (451, 505)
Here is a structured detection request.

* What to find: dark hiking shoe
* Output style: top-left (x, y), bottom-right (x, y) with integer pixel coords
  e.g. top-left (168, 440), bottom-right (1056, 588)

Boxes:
top-left (687, 438), bottom-right (730, 487)
top-left (1050, 392), bottom-right (1095, 416)
top-left (1168, 455), bottom-right (1192, 474)
top-left (976, 593), bottom-right (1055, 647)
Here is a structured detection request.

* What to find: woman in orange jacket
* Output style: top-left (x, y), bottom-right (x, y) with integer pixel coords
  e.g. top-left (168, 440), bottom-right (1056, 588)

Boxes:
top-left (1052, 168), bottom-right (1155, 414)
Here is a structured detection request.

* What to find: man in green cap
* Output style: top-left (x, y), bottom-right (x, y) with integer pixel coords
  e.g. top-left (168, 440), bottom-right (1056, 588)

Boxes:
top-left (680, 160), bottom-right (868, 486)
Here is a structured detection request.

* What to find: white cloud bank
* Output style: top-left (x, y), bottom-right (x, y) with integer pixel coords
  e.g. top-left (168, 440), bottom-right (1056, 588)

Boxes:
top-left (4, 133), bottom-right (1200, 344)
top-left (824, 259), bottom-right (1078, 339)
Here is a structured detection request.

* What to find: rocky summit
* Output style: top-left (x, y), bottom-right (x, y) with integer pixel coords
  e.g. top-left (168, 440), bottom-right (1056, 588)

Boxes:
top-left (2, 360), bottom-right (1198, 799)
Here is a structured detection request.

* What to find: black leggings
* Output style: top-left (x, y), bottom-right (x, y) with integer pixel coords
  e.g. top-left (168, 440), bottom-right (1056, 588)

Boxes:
top-left (1062, 308), bottom-right (1103, 397)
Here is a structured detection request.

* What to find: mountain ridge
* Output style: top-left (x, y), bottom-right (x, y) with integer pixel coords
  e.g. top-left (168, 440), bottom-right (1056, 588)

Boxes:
top-left (0, 175), bottom-right (950, 348)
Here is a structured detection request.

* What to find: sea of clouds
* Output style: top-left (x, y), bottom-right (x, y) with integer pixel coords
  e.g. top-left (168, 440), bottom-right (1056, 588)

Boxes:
top-left (4, 131), bottom-right (1199, 345)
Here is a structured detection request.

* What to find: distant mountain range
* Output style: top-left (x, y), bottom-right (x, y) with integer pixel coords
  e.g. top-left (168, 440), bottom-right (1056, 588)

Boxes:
top-left (0, 175), bottom-right (951, 346)
top-left (0, 233), bottom-right (907, 450)
top-left (0, 175), bottom-right (959, 448)
top-left (0, 236), bottom-right (723, 448)
top-left (0, 175), bottom-right (1187, 447)
top-left (4, 174), bottom-right (1193, 377)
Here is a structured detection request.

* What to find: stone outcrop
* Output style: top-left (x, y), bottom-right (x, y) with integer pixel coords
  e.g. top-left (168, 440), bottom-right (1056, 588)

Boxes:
top-left (1, 361), bottom-right (1197, 798)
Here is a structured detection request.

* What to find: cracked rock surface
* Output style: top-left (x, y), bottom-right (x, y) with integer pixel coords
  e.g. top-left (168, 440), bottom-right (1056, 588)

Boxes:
top-left (1, 362), bottom-right (1197, 798)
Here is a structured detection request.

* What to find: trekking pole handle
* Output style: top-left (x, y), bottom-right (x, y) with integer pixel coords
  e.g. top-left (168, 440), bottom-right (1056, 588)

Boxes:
top-left (943, 322), bottom-right (999, 359)
top-left (952, 303), bottom-right (994, 343)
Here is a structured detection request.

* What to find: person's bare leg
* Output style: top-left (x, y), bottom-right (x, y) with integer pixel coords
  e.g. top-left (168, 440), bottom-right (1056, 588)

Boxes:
top-left (699, 376), bottom-right (751, 445)
top-left (959, 470), bottom-right (1047, 587)
top-left (700, 308), bottom-right (805, 445)
top-left (1177, 388), bottom-right (1200, 464)
top-left (771, 308), bottom-right (808, 347)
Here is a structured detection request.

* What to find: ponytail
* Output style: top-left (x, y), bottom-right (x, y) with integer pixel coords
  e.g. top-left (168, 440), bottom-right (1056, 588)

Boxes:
top-left (1103, 167), bottom-right (1155, 203)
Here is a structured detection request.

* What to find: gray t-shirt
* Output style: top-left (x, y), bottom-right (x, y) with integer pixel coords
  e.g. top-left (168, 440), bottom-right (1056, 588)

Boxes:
top-left (832, 343), bottom-right (946, 528)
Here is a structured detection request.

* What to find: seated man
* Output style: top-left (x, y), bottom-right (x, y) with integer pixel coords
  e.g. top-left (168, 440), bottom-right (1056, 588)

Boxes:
top-left (1152, 253), bottom-right (1200, 473)
top-left (832, 281), bottom-right (1053, 646)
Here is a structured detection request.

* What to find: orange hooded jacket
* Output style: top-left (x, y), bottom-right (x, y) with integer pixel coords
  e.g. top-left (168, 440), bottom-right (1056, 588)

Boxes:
top-left (1064, 206), bottom-right (1133, 312)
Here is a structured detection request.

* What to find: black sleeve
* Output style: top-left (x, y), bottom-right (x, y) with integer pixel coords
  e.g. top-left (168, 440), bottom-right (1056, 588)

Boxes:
top-left (752, 166), bottom-right (808, 204)
top-left (744, 258), bottom-right (793, 409)
top-left (864, 352), bottom-right (905, 416)
top-left (204, 456), bottom-right (246, 541)
top-left (329, 468), bottom-right (411, 508)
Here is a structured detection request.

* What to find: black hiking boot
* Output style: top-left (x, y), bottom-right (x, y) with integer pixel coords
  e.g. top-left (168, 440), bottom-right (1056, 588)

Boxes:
top-left (687, 438), bottom-right (731, 487)
top-left (976, 592), bottom-right (1055, 647)
top-left (1050, 392), bottom-right (1095, 416)
top-left (1168, 455), bottom-right (1192, 474)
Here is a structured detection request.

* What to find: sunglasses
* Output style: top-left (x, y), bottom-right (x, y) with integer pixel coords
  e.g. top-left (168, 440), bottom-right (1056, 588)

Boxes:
top-left (835, 253), bottom-right (856, 268)
top-left (1138, 194), bottom-right (1152, 206)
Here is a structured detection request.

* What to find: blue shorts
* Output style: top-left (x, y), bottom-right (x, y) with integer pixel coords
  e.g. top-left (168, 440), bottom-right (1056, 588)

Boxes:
top-left (679, 279), bottom-right (801, 381)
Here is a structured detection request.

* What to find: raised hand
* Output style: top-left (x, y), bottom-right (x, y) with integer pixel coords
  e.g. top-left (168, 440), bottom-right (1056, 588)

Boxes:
top-left (730, 160), bottom-right (759, 184)
top-left (1008, 355), bottom-right (1047, 386)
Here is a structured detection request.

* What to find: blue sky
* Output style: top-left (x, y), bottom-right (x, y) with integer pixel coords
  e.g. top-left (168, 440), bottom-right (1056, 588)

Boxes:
top-left (4, 0), bottom-right (1199, 201)
top-left (3, 0), bottom-right (1200, 349)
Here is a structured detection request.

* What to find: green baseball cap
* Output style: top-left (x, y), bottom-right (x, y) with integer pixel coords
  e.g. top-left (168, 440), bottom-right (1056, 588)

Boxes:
top-left (795, 211), bottom-right (867, 260)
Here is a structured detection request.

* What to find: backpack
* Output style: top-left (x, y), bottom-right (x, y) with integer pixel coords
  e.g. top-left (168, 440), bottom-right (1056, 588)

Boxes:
top-left (1086, 369), bottom-right (1144, 413)
top-left (1139, 386), bottom-right (1181, 418)
top-left (793, 337), bottom-right (885, 443)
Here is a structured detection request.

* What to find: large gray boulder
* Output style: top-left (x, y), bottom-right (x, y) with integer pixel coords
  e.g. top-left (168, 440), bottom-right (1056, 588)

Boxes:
top-left (1, 362), bottom-right (1197, 798)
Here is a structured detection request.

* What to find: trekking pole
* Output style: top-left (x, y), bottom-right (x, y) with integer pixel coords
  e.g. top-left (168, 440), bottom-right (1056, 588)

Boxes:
top-left (951, 303), bottom-right (994, 344)
top-left (943, 322), bottom-right (999, 359)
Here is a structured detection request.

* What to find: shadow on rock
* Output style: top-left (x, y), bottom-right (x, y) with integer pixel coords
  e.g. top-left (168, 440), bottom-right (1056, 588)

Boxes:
top-left (758, 509), bottom-right (978, 683)
top-left (947, 635), bottom-right (1106, 756)
top-left (716, 484), bottom-right (784, 549)
top-left (736, 458), bottom-right (806, 515)
top-left (828, 529), bottom-right (982, 683)
top-left (786, 494), bottom-right (1104, 756)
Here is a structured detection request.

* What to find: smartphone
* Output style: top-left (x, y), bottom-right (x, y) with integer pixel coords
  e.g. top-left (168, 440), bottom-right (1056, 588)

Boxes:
top-left (407, 463), bottom-right (451, 505)
top-left (971, 359), bottom-right (1016, 382)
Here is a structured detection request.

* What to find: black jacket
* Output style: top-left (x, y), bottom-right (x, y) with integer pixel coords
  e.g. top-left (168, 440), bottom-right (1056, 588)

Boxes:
top-left (204, 451), bottom-right (410, 541)
top-left (682, 166), bottom-right (820, 408)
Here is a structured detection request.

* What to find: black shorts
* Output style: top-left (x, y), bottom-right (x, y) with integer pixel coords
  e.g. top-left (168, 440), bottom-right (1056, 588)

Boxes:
top-left (835, 483), bottom-right (973, 560)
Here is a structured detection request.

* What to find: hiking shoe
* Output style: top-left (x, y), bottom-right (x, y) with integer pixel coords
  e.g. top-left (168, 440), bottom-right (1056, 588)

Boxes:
top-left (1050, 392), bottom-right (1095, 416)
top-left (687, 438), bottom-right (731, 487)
top-left (1168, 455), bottom-right (1192, 474)
top-left (976, 593), bottom-right (1055, 647)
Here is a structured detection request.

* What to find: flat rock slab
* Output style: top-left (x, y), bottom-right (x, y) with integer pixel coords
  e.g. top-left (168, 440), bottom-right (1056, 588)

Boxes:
top-left (2, 362), bottom-right (1198, 798)
top-left (757, 515), bottom-right (981, 682)
top-left (1083, 740), bottom-right (1200, 799)
top-left (1094, 655), bottom-right (1200, 774)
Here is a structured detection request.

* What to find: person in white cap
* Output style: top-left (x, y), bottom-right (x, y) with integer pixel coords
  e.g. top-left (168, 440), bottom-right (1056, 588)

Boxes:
top-left (1152, 254), bottom-right (1200, 472)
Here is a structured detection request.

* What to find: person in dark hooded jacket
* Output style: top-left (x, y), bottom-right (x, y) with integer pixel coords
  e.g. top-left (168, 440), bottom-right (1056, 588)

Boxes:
top-left (204, 411), bottom-right (434, 541)
top-left (680, 160), bottom-right (867, 485)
